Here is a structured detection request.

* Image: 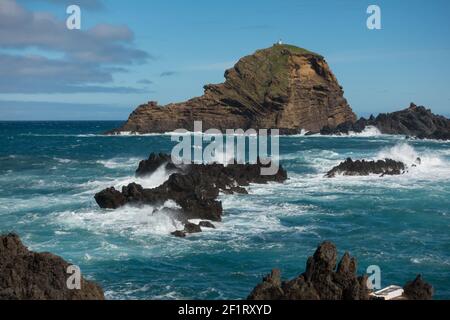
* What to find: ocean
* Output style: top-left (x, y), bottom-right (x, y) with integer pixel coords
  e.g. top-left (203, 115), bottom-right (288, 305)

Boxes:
top-left (0, 121), bottom-right (449, 299)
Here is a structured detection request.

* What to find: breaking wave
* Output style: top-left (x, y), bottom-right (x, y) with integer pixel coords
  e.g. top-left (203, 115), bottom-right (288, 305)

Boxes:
top-left (54, 201), bottom-right (184, 237)
top-left (375, 143), bottom-right (449, 179)
top-left (347, 126), bottom-right (382, 137)
top-left (96, 157), bottom-right (141, 169)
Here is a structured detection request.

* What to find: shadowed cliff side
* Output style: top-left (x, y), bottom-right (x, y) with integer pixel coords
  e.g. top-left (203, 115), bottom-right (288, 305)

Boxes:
top-left (0, 234), bottom-right (104, 300)
top-left (110, 44), bottom-right (356, 134)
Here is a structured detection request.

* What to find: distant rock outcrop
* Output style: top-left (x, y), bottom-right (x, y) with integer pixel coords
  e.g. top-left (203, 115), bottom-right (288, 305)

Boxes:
top-left (95, 153), bottom-right (287, 228)
top-left (0, 234), bottom-right (104, 300)
top-left (325, 158), bottom-right (407, 178)
top-left (321, 103), bottom-right (450, 140)
top-left (110, 44), bottom-right (356, 134)
top-left (248, 241), bottom-right (434, 300)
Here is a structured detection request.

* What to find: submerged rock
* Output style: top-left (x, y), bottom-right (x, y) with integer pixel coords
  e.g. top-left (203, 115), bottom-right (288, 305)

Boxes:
top-left (184, 222), bottom-right (202, 234)
top-left (325, 158), bottom-right (406, 178)
top-left (171, 222), bottom-right (204, 238)
top-left (171, 231), bottom-right (186, 238)
top-left (248, 241), bottom-right (370, 300)
top-left (0, 234), bottom-right (104, 300)
top-left (109, 44), bottom-right (356, 135)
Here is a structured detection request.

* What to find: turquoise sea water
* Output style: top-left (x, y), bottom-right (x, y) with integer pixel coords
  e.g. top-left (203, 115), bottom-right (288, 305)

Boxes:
top-left (0, 121), bottom-right (449, 299)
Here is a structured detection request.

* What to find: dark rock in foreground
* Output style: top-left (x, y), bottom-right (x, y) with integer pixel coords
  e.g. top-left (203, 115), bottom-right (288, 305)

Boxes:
top-left (325, 158), bottom-right (407, 178)
top-left (95, 153), bottom-right (288, 224)
top-left (320, 103), bottom-right (450, 140)
top-left (248, 241), bottom-right (370, 300)
top-left (403, 275), bottom-right (434, 300)
top-left (0, 234), bottom-right (104, 300)
top-left (248, 241), bottom-right (434, 300)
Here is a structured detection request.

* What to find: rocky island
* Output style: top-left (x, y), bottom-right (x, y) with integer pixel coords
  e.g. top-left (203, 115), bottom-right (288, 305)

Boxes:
top-left (110, 44), bottom-right (356, 135)
top-left (109, 44), bottom-right (449, 140)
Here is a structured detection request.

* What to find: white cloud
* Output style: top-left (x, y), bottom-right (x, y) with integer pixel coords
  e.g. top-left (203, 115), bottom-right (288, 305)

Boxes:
top-left (0, 0), bottom-right (151, 93)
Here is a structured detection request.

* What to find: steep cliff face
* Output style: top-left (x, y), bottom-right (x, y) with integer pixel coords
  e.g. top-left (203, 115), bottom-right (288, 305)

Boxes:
top-left (112, 44), bottom-right (356, 134)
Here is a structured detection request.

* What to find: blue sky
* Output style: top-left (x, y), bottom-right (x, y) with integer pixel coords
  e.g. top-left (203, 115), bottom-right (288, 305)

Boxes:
top-left (0, 0), bottom-right (449, 120)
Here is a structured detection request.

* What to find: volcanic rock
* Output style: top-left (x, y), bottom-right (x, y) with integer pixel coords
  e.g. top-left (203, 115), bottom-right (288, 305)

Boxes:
top-left (171, 223), bottom-right (205, 238)
top-left (171, 231), bottom-right (186, 238)
top-left (325, 158), bottom-right (406, 178)
top-left (320, 118), bottom-right (369, 135)
top-left (320, 103), bottom-right (450, 140)
top-left (247, 270), bottom-right (285, 300)
top-left (0, 233), bottom-right (104, 300)
top-left (199, 221), bottom-right (216, 229)
top-left (95, 153), bottom-right (288, 222)
top-left (247, 241), bottom-right (370, 300)
top-left (110, 44), bottom-right (356, 135)
top-left (403, 275), bottom-right (434, 300)
top-left (248, 242), bottom-right (434, 300)
top-left (184, 223), bottom-right (202, 234)
top-left (136, 153), bottom-right (177, 176)
top-left (94, 187), bottom-right (126, 209)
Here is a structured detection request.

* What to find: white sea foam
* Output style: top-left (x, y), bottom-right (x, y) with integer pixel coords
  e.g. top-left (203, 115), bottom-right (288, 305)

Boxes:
top-left (376, 143), bottom-right (422, 164)
top-left (96, 157), bottom-right (141, 169)
top-left (53, 157), bottom-right (74, 164)
top-left (347, 126), bottom-right (382, 137)
top-left (76, 164), bottom-right (173, 196)
top-left (1, 194), bottom-right (83, 214)
top-left (302, 125), bottom-right (386, 138)
top-left (375, 143), bottom-right (449, 180)
top-left (283, 142), bottom-right (450, 183)
top-left (409, 254), bottom-right (450, 266)
top-left (218, 194), bottom-right (320, 238)
top-left (54, 201), bottom-right (183, 237)
top-left (124, 165), bottom-right (173, 189)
